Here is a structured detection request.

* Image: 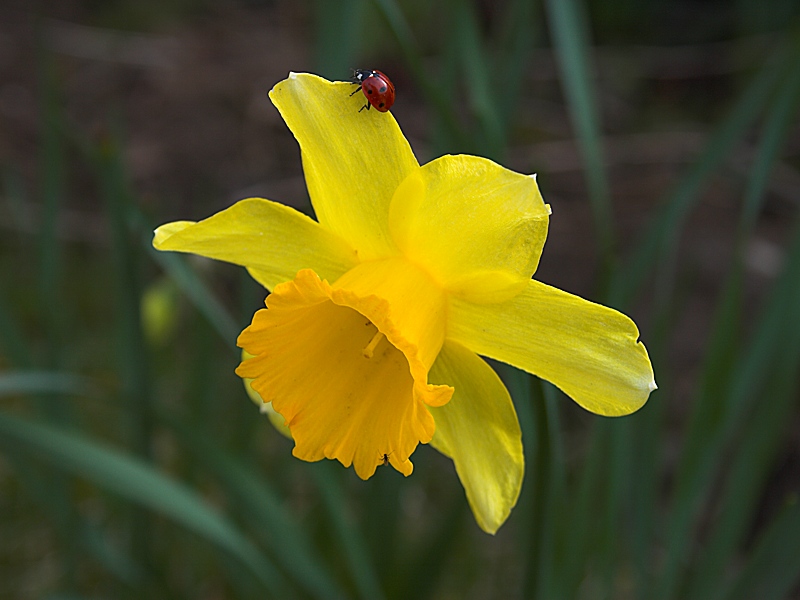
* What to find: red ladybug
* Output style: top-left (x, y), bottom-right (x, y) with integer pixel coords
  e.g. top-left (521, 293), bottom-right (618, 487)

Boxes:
top-left (350, 69), bottom-right (395, 113)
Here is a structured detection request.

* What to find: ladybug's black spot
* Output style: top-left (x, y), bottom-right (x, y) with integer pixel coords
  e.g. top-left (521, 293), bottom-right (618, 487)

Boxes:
top-left (366, 89), bottom-right (373, 95)
top-left (379, 85), bottom-right (387, 93)
top-left (379, 102), bottom-right (385, 108)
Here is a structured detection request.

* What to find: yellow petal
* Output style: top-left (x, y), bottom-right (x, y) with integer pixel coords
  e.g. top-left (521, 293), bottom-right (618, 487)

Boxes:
top-left (269, 73), bottom-right (419, 261)
top-left (388, 155), bottom-right (550, 302)
top-left (153, 198), bottom-right (358, 290)
top-left (237, 265), bottom-right (451, 480)
top-left (332, 257), bottom-right (450, 394)
top-left (447, 280), bottom-right (657, 416)
top-left (241, 351), bottom-right (293, 440)
top-left (428, 340), bottom-right (524, 535)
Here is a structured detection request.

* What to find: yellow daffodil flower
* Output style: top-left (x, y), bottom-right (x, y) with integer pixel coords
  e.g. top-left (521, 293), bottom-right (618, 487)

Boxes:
top-left (153, 72), bottom-right (656, 534)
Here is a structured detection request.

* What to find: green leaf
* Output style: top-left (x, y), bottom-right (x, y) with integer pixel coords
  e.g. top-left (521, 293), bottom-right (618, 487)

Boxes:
top-left (128, 207), bottom-right (241, 348)
top-left (737, 43), bottom-right (800, 239)
top-left (719, 498), bottom-right (800, 600)
top-left (312, 0), bottom-right (365, 80)
top-left (36, 31), bottom-right (67, 365)
top-left (558, 418), bottom-right (613, 598)
top-left (391, 487), bottom-right (466, 600)
top-left (0, 290), bottom-right (32, 369)
top-left (451, 0), bottom-right (505, 160)
top-left (610, 39), bottom-right (794, 309)
top-left (689, 321), bottom-right (800, 599)
top-left (656, 209), bottom-right (800, 599)
top-left (2, 165), bottom-right (33, 242)
top-left (495, 0), bottom-right (538, 130)
top-left (311, 464), bottom-right (385, 600)
top-left (0, 412), bottom-right (288, 595)
top-left (680, 55), bottom-right (800, 599)
top-left (518, 377), bottom-right (565, 600)
top-left (4, 443), bottom-right (145, 586)
top-left (162, 411), bottom-right (347, 599)
top-left (544, 0), bottom-right (615, 272)
top-left (96, 125), bottom-right (157, 569)
top-left (0, 371), bottom-right (99, 398)
top-left (369, 0), bottom-right (469, 148)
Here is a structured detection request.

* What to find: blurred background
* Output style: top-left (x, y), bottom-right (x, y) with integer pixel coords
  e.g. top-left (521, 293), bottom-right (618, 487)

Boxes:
top-left (2, 0), bottom-right (800, 598)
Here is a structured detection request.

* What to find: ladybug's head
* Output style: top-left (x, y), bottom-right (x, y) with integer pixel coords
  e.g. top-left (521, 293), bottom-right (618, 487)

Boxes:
top-left (351, 69), bottom-right (374, 84)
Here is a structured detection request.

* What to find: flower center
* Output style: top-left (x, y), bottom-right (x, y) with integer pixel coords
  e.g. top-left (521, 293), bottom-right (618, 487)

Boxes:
top-left (362, 330), bottom-right (385, 358)
top-left (236, 259), bottom-right (453, 480)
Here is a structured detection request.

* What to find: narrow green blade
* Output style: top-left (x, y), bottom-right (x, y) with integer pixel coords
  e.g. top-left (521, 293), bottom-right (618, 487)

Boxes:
top-left (656, 211), bottom-right (800, 599)
top-left (311, 464), bottom-right (386, 600)
top-left (545, 0), bottom-right (615, 271)
top-left (141, 233), bottom-right (241, 347)
top-left (36, 30), bottom-right (66, 366)
top-left (452, 1), bottom-right (505, 160)
top-left (370, 0), bottom-right (469, 148)
top-left (681, 55), bottom-right (800, 599)
top-left (690, 315), bottom-right (800, 599)
top-left (0, 412), bottom-right (287, 595)
top-left (719, 500), bottom-right (800, 600)
top-left (0, 371), bottom-right (98, 398)
top-left (312, 0), bottom-right (365, 79)
top-left (611, 39), bottom-right (793, 308)
top-left (162, 411), bottom-right (347, 599)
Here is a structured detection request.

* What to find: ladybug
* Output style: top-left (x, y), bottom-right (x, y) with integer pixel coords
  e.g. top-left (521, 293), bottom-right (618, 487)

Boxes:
top-left (350, 69), bottom-right (395, 113)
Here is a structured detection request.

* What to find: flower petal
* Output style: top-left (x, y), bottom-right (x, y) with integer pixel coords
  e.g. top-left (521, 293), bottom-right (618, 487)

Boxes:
top-left (241, 350), bottom-right (293, 439)
top-left (153, 198), bottom-right (358, 290)
top-left (389, 155), bottom-right (550, 302)
top-left (447, 280), bottom-right (657, 416)
top-left (332, 257), bottom-right (450, 400)
top-left (270, 73), bottom-right (419, 261)
top-left (428, 340), bottom-right (524, 535)
top-left (237, 269), bottom-right (441, 480)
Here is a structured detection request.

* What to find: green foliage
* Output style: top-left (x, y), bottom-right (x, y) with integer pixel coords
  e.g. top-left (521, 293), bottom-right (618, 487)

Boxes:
top-left (2, 0), bottom-right (800, 597)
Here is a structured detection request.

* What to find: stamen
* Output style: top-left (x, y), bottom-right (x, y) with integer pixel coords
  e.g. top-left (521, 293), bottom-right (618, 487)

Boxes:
top-left (362, 330), bottom-right (385, 358)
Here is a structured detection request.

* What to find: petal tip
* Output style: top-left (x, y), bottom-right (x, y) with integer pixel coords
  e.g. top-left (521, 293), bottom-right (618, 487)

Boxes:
top-left (389, 455), bottom-right (414, 477)
top-left (152, 226), bottom-right (168, 249)
top-left (151, 220), bottom-right (195, 250)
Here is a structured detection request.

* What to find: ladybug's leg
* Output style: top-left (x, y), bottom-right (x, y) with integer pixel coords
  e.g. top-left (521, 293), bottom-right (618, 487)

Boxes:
top-left (358, 103), bottom-right (370, 112)
top-left (350, 85), bottom-right (362, 97)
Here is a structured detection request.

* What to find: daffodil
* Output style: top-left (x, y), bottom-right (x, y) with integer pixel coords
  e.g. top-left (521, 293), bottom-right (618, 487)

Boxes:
top-left (153, 72), bottom-right (656, 534)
